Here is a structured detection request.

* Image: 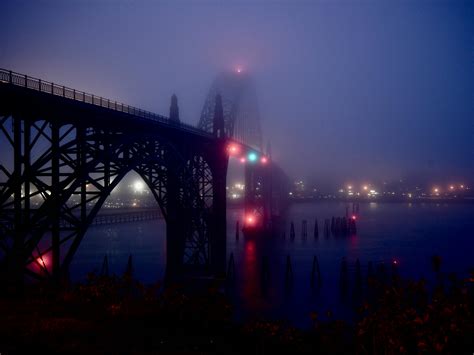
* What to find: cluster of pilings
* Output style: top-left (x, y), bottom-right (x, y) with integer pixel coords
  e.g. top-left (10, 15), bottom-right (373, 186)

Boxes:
top-left (233, 216), bottom-right (358, 241)
top-left (323, 216), bottom-right (357, 237)
top-left (226, 253), bottom-right (399, 303)
top-left (99, 254), bottom-right (134, 277)
top-left (281, 218), bottom-right (357, 241)
top-left (226, 253), bottom-right (322, 291)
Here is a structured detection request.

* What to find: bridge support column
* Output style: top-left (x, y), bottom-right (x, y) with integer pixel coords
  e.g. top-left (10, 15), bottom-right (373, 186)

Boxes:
top-left (211, 154), bottom-right (228, 277)
top-left (164, 157), bottom-right (184, 284)
top-left (7, 116), bottom-right (25, 294)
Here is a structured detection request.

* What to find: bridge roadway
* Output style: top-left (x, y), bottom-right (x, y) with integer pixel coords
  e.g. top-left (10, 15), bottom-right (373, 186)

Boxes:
top-left (0, 68), bottom-right (289, 289)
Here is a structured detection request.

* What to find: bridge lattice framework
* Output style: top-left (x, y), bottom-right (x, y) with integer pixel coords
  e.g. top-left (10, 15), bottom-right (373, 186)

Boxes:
top-left (0, 69), bottom-right (228, 287)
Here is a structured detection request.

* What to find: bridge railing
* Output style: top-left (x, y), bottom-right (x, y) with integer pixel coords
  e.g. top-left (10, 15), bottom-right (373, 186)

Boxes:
top-left (0, 68), bottom-right (212, 137)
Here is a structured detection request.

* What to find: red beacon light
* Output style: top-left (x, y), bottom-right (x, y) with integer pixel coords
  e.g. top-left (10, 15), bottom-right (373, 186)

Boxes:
top-left (351, 215), bottom-right (357, 220)
top-left (227, 143), bottom-right (240, 155)
top-left (245, 214), bottom-right (256, 226)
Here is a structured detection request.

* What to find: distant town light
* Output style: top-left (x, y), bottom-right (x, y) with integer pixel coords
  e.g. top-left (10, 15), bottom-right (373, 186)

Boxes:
top-left (363, 185), bottom-right (368, 191)
top-left (449, 185), bottom-right (454, 190)
top-left (347, 185), bottom-right (352, 190)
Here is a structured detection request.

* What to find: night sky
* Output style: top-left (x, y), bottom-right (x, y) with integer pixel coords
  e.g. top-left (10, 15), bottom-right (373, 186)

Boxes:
top-left (2, 0), bottom-right (473, 188)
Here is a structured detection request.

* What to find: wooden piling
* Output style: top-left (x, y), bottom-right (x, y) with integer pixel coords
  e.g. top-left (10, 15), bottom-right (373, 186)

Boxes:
top-left (290, 221), bottom-right (295, 241)
top-left (324, 219), bottom-right (330, 237)
top-left (314, 218), bottom-right (319, 239)
top-left (235, 220), bottom-right (239, 240)
top-left (101, 254), bottom-right (109, 276)
top-left (124, 254), bottom-right (133, 278)
top-left (301, 220), bottom-right (307, 239)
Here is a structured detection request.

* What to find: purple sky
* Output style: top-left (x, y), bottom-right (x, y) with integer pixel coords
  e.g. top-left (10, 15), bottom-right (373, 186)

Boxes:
top-left (2, 0), bottom-right (473, 187)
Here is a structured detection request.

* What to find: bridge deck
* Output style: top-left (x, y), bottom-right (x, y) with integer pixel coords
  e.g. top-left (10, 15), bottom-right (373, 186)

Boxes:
top-left (0, 68), bottom-right (212, 138)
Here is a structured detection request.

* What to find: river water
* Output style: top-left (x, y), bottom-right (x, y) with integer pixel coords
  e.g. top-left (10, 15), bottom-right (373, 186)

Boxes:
top-left (69, 201), bottom-right (474, 327)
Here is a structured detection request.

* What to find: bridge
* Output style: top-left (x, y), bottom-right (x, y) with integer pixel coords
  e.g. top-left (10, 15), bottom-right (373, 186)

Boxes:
top-left (0, 68), bottom-right (289, 289)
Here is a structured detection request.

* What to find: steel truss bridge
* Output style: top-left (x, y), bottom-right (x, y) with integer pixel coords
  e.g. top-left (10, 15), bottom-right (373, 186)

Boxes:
top-left (0, 68), bottom-right (289, 289)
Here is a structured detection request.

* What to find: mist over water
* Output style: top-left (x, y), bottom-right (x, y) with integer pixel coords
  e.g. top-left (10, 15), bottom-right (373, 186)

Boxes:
top-left (2, 0), bottom-right (473, 186)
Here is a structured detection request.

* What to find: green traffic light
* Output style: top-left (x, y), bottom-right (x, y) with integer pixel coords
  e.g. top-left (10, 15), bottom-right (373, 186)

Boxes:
top-left (247, 152), bottom-right (258, 162)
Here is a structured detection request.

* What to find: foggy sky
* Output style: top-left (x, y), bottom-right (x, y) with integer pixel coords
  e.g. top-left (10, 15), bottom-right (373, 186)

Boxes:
top-left (2, 0), bottom-right (473, 187)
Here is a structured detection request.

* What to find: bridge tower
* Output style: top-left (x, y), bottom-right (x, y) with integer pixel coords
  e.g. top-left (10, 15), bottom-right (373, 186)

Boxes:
top-left (198, 70), bottom-right (276, 230)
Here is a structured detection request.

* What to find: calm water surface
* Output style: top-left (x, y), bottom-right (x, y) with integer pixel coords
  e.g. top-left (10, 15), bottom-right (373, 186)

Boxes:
top-left (70, 201), bottom-right (474, 327)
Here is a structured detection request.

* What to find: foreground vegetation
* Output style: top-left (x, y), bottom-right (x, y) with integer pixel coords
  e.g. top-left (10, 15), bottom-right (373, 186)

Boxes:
top-left (0, 267), bottom-right (473, 354)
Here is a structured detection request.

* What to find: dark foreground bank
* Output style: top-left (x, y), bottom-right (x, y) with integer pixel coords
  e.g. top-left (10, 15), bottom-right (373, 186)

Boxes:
top-left (0, 268), bottom-right (473, 354)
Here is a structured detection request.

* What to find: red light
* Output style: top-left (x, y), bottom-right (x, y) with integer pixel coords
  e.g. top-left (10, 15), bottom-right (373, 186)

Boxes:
top-left (227, 144), bottom-right (240, 155)
top-left (260, 156), bottom-right (268, 164)
top-left (393, 260), bottom-right (398, 265)
top-left (240, 157), bottom-right (246, 163)
top-left (36, 256), bottom-right (47, 267)
top-left (351, 215), bottom-right (357, 220)
top-left (245, 214), bottom-right (256, 226)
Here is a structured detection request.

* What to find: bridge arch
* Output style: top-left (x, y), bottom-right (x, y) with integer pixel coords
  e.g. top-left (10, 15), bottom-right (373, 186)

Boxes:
top-left (0, 111), bottom-right (222, 283)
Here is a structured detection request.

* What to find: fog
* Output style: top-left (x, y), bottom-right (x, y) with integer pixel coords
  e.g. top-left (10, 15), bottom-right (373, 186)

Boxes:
top-left (2, 0), bottom-right (473, 188)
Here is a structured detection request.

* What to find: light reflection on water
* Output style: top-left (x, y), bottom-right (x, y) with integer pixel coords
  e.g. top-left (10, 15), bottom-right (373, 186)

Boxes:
top-left (71, 201), bottom-right (474, 327)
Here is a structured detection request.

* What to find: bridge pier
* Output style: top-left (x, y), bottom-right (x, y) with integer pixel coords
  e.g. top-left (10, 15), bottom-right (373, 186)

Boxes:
top-left (211, 149), bottom-right (228, 277)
